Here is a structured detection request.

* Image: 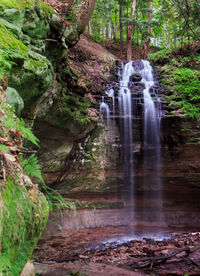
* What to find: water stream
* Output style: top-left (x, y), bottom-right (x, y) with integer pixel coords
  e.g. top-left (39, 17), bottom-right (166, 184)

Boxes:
top-left (100, 59), bottom-right (162, 228)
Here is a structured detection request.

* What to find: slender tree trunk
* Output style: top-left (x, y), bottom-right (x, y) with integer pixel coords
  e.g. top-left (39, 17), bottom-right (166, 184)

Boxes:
top-left (115, 6), bottom-right (117, 40)
top-left (142, 1), bottom-right (153, 59)
top-left (101, 19), bottom-right (105, 39)
top-left (136, 5), bottom-right (139, 45)
top-left (106, 22), bottom-right (109, 39)
top-left (111, 20), bottom-right (116, 40)
top-left (126, 0), bottom-right (137, 61)
top-left (119, 4), bottom-right (123, 58)
top-left (173, 25), bottom-right (177, 48)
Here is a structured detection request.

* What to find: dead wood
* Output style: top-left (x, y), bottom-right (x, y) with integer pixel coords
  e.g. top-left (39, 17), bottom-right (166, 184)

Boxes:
top-left (132, 244), bottom-right (200, 269)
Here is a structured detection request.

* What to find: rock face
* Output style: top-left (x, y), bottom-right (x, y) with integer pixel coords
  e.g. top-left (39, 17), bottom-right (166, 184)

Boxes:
top-left (0, 0), bottom-right (113, 182)
top-left (98, 60), bottom-right (200, 179)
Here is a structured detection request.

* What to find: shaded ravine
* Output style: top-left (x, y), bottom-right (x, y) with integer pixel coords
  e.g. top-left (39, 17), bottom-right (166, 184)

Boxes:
top-left (34, 60), bottom-right (200, 276)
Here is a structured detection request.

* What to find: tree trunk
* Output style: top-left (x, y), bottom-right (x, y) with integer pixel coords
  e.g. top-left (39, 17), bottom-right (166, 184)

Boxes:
top-left (119, 4), bottom-right (123, 58)
top-left (126, 0), bottom-right (137, 61)
top-left (111, 20), bottom-right (116, 40)
top-left (142, 1), bottom-right (153, 59)
top-left (136, 5), bottom-right (139, 45)
top-left (106, 22), bottom-right (109, 39)
top-left (173, 25), bottom-right (177, 48)
top-left (115, 6), bottom-right (118, 40)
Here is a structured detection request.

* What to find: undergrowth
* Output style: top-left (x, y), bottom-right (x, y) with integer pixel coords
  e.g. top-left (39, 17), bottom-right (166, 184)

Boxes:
top-left (149, 48), bottom-right (200, 119)
top-left (0, 100), bottom-right (39, 146)
top-left (0, 178), bottom-right (49, 275)
top-left (41, 185), bottom-right (76, 212)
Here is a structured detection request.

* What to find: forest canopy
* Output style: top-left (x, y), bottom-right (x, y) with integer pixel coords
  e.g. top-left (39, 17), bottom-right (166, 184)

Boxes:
top-left (89, 0), bottom-right (200, 59)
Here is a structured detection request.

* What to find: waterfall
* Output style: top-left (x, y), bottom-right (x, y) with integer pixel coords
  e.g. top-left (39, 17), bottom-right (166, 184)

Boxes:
top-left (118, 62), bottom-right (134, 193)
top-left (100, 96), bottom-right (110, 128)
top-left (140, 59), bottom-right (162, 224)
top-left (100, 59), bottom-right (162, 227)
top-left (141, 60), bottom-right (161, 148)
top-left (106, 88), bottom-right (115, 116)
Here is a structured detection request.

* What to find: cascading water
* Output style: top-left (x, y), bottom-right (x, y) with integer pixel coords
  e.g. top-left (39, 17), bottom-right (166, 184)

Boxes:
top-left (100, 96), bottom-right (110, 128)
top-left (100, 59), bottom-right (162, 227)
top-left (140, 60), bottom-right (162, 224)
top-left (118, 62), bottom-right (134, 191)
top-left (141, 60), bottom-right (161, 148)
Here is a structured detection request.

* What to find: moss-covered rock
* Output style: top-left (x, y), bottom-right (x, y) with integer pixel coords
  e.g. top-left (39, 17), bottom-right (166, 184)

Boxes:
top-left (5, 86), bottom-right (24, 115)
top-left (0, 179), bottom-right (49, 275)
top-left (9, 50), bottom-right (53, 108)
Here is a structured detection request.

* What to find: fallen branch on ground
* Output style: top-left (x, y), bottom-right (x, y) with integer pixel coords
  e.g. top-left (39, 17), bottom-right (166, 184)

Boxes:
top-left (132, 244), bottom-right (200, 269)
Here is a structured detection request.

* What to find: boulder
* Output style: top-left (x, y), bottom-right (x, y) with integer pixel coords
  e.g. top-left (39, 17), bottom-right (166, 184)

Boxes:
top-left (5, 87), bottom-right (24, 115)
top-left (130, 73), bottom-right (142, 82)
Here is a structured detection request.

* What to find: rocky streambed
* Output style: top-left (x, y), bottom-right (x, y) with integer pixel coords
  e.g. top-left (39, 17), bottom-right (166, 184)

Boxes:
top-left (32, 173), bottom-right (200, 276)
top-left (34, 226), bottom-right (200, 275)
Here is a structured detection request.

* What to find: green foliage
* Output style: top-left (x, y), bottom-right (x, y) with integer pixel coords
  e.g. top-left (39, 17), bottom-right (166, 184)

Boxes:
top-left (0, 144), bottom-right (10, 152)
top-left (41, 185), bottom-right (76, 212)
top-left (0, 178), bottom-right (49, 275)
top-left (158, 54), bottom-right (200, 119)
top-left (0, 23), bottom-right (28, 53)
top-left (21, 154), bottom-right (44, 184)
top-left (0, 0), bottom-right (54, 13)
top-left (0, 101), bottom-right (39, 146)
top-left (0, 24), bottom-right (27, 78)
top-left (148, 49), bottom-right (171, 64)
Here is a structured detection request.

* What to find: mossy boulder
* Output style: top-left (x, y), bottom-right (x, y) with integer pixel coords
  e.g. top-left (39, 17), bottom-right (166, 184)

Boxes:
top-left (5, 87), bottom-right (24, 114)
top-left (9, 50), bottom-right (53, 108)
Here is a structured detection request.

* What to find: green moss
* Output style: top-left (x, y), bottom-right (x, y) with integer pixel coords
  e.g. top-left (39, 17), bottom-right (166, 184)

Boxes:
top-left (0, 0), bottom-right (54, 14)
top-left (161, 66), bottom-right (200, 119)
top-left (0, 178), bottom-right (49, 275)
top-left (38, 1), bottom-right (55, 17)
top-left (151, 50), bottom-right (200, 119)
top-left (0, 23), bottom-right (28, 54)
top-left (0, 0), bottom-right (35, 10)
top-left (9, 50), bottom-right (53, 107)
top-left (148, 48), bottom-right (171, 64)
top-left (46, 93), bottom-right (93, 137)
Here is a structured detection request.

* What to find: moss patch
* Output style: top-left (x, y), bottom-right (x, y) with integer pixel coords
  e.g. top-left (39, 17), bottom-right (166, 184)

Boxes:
top-left (0, 0), bottom-right (54, 14)
top-left (149, 49), bottom-right (200, 119)
top-left (9, 50), bottom-right (53, 107)
top-left (0, 23), bottom-right (28, 53)
top-left (0, 178), bottom-right (49, 275)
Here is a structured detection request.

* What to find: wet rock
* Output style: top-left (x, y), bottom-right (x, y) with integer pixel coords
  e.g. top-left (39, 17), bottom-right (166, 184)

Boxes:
top-left (130, 73), bottom-right (142, 82)
top-left (4, 87), bottom-right (24, 115)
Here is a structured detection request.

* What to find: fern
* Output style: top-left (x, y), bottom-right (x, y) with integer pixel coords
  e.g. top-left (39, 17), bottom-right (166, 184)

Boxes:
top-left (18, 120), bottom-right (39, 146)
top-left (21, 154), bottom-right (44, 184)
top-left (1, 104), bottom-right (39, 147)
top-left (41, 185), bottom-right (76, 212)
